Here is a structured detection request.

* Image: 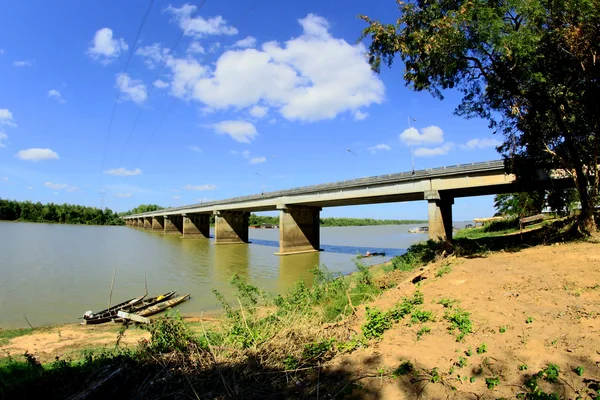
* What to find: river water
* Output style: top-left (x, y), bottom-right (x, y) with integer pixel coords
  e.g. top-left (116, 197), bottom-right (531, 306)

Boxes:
top-left (0, 221), bottom-right (442, 329)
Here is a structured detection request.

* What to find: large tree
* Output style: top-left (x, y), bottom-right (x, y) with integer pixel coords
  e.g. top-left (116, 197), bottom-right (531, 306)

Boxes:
top-left (360, 0), bottom-right (599, 233)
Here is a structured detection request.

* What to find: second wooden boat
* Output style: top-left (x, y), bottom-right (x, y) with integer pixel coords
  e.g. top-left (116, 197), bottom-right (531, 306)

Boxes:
top-left (82, 295), bottom-right (146, 325)
top-left (136, 293), bottom-right (191, 317)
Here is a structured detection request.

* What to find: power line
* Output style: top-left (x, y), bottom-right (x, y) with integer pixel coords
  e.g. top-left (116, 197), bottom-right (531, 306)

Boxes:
top-left (98, 0), bottom-right (156, 191)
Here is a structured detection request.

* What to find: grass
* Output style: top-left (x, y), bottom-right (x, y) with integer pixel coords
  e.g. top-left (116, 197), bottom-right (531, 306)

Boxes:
top-left (0, 328), bottom-right (37, 346)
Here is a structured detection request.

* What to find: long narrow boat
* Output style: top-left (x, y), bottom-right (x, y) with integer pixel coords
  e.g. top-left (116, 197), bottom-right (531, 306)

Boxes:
top-left (136, 293), bottom-right (191, 317)
top-left (112, 291), bottom-right (177, 322)
top-left (81, 295), bottom-right (146, 325)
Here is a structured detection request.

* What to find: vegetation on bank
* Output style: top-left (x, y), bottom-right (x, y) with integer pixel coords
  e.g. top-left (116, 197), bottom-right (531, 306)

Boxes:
top-left (248, 214), bottom-right (426, 227)
top-left (1, 217), bottom-right (590, 399)
top-left (0, 199), bottom-right (123, 226)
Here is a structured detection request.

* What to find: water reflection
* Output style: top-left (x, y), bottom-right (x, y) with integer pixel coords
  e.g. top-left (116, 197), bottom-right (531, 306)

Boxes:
top-left (278, 251), bottom-right (320, 292)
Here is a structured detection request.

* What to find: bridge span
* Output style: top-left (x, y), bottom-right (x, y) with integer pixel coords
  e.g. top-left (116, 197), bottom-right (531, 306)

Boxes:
top-left (122, 160), bottom-right (552, 255)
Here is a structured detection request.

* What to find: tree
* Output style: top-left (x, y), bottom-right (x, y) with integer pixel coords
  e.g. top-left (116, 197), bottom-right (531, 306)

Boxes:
top-left (493, 192), bottom-right (545, 218)
top-left (360, 0), bottom-right (599, 233)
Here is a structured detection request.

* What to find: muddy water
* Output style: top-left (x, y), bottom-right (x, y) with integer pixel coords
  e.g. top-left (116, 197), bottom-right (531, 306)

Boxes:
top-left (0, 221), bottom-right (441, 328)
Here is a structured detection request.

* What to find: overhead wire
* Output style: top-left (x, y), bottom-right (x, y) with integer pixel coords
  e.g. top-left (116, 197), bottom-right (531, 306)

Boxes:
top-left (97, 0), bottom-right (157, 195)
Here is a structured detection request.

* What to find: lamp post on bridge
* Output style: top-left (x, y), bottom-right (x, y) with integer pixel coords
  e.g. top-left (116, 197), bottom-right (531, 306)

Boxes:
top-left (255, 172), bottom-right (264, 195)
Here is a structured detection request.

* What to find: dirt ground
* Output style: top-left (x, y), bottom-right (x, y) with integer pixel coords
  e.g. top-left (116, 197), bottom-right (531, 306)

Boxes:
top-left (327, 241), bottom-right (600, 399)
top-left (2, 241), bottom-right (600, 398)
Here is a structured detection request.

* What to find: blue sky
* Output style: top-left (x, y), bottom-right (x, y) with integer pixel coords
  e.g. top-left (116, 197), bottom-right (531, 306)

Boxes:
top-left (0, 0), bottom-right (503, 220)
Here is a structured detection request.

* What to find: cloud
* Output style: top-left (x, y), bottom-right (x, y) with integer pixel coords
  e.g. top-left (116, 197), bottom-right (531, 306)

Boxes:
top-left (135, 43), bottom-right (170, 69)
top-left (44, 182), bottom-right (79, 192)
top-left (13, 60), bottom-right (33, 67)
top-left (368, 143), bottom-right (391, 153)
top-left (48, 89), bottom-right (66, 103)
top-left (213, 120), bottom-right (257, 143)
top-left (115, 193), bottom-right (132, 197)
top-left (248, 105), bottom-right (268, 119)
top-left (0, 109), bottom-right (16, 127)
top-left (414, 144), bottom-right (453, 157)
top-left (165, 4), bottom-right (238, 37)
top-left (233, 36), bottom-right (256, 48)
top-left (0, 132), bottom-right (7, 148)
top-left (189, 145), bottom-right (202, 152)
top-left (0, 49), bottom-right (4, 55)
top-left (460, 137), bottom-right (502, 150)
top-left (187, 41), bottom-right (205, 54)
top-left (249, 156), bottom-right (266, 164)
top-left (400, 125), bottom-right (444, 146)
top-left (183, 184), bottom-right (216, 191)
top-left (162, 13), bottom-right (383, 122)
top-left (353, 110), bottom-right (368, 121)
top-left (153, 79), bottom-right (169, 89)
top-left (172, 195), bottom-right (181, 200)
top-left (104, 167), bottom-right (142, 176)
top-left (87, 28), bottom-right (128, 64)
top-left (27, 186), bottom-right (33, 190)
top-left (115, 73), bottom-right (147, 104)
top-left (16, 148), bottom-right (59, 161)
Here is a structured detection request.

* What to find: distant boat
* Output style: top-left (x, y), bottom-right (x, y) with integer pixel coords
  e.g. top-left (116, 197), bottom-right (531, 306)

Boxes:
top-left (358, 252), bottom-right (386, 259)
top-left (408, 226), bottom-right (429, 234)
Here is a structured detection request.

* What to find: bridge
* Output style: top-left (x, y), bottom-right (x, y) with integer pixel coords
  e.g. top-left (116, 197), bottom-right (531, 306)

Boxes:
top-left (122, 160), bottom-right (558, 255)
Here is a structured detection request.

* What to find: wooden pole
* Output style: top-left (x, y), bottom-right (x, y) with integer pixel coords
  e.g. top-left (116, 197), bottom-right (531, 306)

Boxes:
top-left (108, 268), bottom-right (117, 310)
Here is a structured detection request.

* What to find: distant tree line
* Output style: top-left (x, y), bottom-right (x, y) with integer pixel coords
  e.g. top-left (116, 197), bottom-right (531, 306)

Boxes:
top-left (119, 204), bottom-right (164, 216)
top-left (494, 188), bottom-right (579, 218)
top-left (0, 199), bottom-right (124, 225)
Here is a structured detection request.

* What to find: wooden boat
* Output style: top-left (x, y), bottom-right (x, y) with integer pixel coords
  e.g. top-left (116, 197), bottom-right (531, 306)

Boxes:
top-left (112, 291), bottom-right (177, 322)
top-left (408, 226), bottom-right (429, 234)
top-left (358, 252), bottom-right (386, 259)
top-left (136, 293), bottom-right (191, 317)
top-left (81, 295), bottom-right (146, 325)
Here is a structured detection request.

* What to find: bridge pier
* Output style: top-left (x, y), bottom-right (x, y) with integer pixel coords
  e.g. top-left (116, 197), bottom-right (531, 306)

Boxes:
top-left (182, 213), bottom-right (210, 238)
top-left (137, 218), bottom-right (144, 228)
top-left (164, 215), bottom-right (183, 234)
top-left (425, 190), bottom-right (453, 241)
top-left (143, 217), bottom-right (152, 229)
top-left (214, 211), bottom-right (249, 244)
top-left (152, 216), bottom-right (165, 232)
top-left (275, 205), bottom-right (321, 255)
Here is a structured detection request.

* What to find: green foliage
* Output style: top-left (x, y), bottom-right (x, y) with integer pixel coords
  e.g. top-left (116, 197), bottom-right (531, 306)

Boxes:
top-left (465, 347), bottom-right (473, 357)
top-left (493, 192), bottom-right (545, 219)
top-left (486, 376), bottom-right (500, 389)
top-left (523, 375), bottom-right (561, 399)
top-left (392, 361), bottom-right (414, 378)
top-left (538, 364), bottom-right (560, 383)
top-left (476, 343), bottom-right (487, 354)
top-left (390, 241), bottom-right (439, 271)
top-left (519, 363), bottom-right (528, 371)
top-left (499, 325), bottom-right (508, 333)
top-left (140, 311), bottom-right (196, 353)
top-left (319, 217), bottom-right (426, 227)
top-left (120, 204), bottom-right (164, 216)
top-left (0, 199), bottom-right (123, 225)
top-left (455, 357), bottom-right (468, 368)
top-left (437, 298), bottom-right (457, 308)
top-left (573, 365), bottom-right (584, 376)
top-left (429, 367), bottom-right (441, 383)
top-left (283, 355), bottom-right (299, 370)
top-left (444, 308), bottom-right (473, 341)
top-left (302, 339), bottom-right (335, 363)
top-left (484, 217), bottom-right (521, 233)
top-left (354, 258), bottom-right (373, 286)
top-left (435, 263), bottom-right (452, 277)
top-left (469, 376), bottom-right (476, 383)
top-left (337, 338), bottom-right (366, 353)
top-left (0, 328), bottom-right (36, 346)
top-left (526, 317), bottom-right (534, 324)
top-left (410, 309), bottom-right (435, 324)
top-left (362, 307), bottom-right (392, 339)
top-left (230, 274), bottom-right (264, 307)
top-left (416, 326), bottom-right (431, 340)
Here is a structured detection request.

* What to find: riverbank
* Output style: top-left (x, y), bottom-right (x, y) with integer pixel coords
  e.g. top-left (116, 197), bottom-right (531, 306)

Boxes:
top-left (2, 221), bottom-right (599, 399)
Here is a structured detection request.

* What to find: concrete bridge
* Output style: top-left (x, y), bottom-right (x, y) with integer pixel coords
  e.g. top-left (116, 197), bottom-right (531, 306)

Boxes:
top-left (122, 160), bottom-right (557, 255)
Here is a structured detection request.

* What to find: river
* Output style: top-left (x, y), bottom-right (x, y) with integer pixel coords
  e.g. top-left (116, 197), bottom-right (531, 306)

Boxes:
top-left (0, 221), bottom-right (448, 329)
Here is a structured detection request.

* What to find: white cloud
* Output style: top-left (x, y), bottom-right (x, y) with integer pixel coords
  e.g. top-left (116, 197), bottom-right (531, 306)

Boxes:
top-left (135, 43), bottom-right (170, 69)
top-left (234, 36), bottom-right (257, 48)
top-left (189, 145), bottom-right (202, 152)
top-left (115, 193), bottom-right (132, 197)
top-left (187, 41), bottom-right (205, 54)
top-left (183, 184), bottom-right (216, 191)
top-left (414, 144), bottom-right (453, 157)
top-left (213, 120), bottom-right (257, 143)
top-left (13, 60), bottom-right (33, 67)
top-left (400, 125), bottom-right (444, 146)
top-left (172, 195), bottom-right (181, 200)
top-left (0, 132), bottom-right (7, 148)
top-left (27, 186), bottom-right (33, 190)
top-left (162, 13), bottom-right (384, 122)
top-left (249, 105), bottom-right (268, 119)
top-left (153, 79), bottom-right (169, 89)
top-left (249, 156), bottom-right (266, 164)
top-left (44, 182), bottom-right (79, 192)
top-left (103, 167), bottom-right (142, 176)
top-left (87, 28), bottom-right (128, 64)
top-left (241, 150), bottom-right (250, 158)
top-left (115, 73), bottom-right (147, 104)
top-left (165, 4), bottom-right (238, 37)
top-left (353, 110), bottom-right (368, 121)
top-left (0, 49), bottom-right (4, 55)
top-left (0, 109), bottom-right (16, 127)
top-left (368, 143), bottom-right (391, 153)
top-left (16, 148), bottom-right (59, 161)
top-left (460, 137), bottom-right (502, 150)
top-left (48, 89), bottom-right (66, 103)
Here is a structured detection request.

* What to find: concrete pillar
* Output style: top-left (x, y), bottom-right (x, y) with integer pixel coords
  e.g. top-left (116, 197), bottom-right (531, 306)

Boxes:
top-left (214, 210), bottom-right (249, 244)
top-left (152, 216), bottom-right (165, 232)
top-left (276, 205), bottom-right (321, 255)
top-left (425, 190), bottom-right (453, 241)
top-left (182, 213), bottom-right (210, 238)
top-left (163, 215), bottom-right (183, 234)
top-left (125, 219), bottom-right (130, 226)
top-left (143, 217), bottom-right (152, 229)
top-left (137, 218), bottom-right (144, 228)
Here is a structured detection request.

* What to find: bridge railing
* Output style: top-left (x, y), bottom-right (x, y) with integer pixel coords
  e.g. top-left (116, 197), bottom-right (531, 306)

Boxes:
top-left (126, 160), bottom-right (506, 217)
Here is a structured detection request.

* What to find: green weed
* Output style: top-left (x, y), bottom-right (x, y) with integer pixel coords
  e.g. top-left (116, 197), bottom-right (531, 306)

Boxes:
top-left (486, 376), bottom-right (500, 389)
top-left (499, 325), bottom-right (508, 333)
top-left (435, 263), bottom-right (452, 277)
top-left (476, 343), bottom-right (487, 354)
top-left (362, 307), bottom-right (392, 339)
top-left (573, 365), bottom-right (584, 376)
top-left (437, 298), bottom-right (457, 308)
top-left (455, 356), bottom-right (468, 368)
top-left (303, 339), bottom-right (335, 363)
top-left (140, 311), bottom-right (197, 353)
top-left (526, 316), bottom-right (534, 324)
top-left (519, 363), bottom-right (528, 371)
top-left (416, 326), bottom-right (431, 340)
top-left (430, 367), bottom-right (441, 383)
top-left (392, 361), bottom-right (414, 378)
top-left (538, 363), bottom-right (560, 383)
top-left (465, 347), bottom-right (473, 357)
top-left (410, 309), bottom-right (435, 324)
top-left (444, 308), bottom-right (473, 341)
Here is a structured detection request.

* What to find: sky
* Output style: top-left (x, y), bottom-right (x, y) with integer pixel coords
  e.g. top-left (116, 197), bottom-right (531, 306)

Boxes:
top-left (0, 0), bottom-right (504, 221)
